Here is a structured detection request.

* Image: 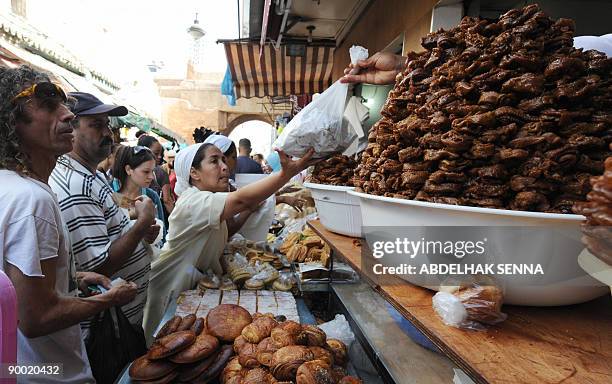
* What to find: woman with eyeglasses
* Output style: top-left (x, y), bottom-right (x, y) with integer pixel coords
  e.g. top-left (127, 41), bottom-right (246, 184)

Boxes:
top-left (143, 143), bottom-right (315, 338)
top-left (111, 145), bottom-right (165, 244)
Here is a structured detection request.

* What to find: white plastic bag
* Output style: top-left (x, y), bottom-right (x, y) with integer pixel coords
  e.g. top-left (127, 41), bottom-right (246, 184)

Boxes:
top-left (274, 46), bottom-right (368, 158)
top-left (432, 275), bottom-right (507, 330)
top-left (318, 314), bottom-right (355, 347)
top-left (238, 195), bottom-right (276, 242)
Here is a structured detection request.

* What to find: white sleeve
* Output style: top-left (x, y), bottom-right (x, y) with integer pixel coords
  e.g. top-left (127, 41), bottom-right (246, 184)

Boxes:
top-left (4, 215), bottom-right (59, 277)
top-left (188, 191), bottom-right (229, 230)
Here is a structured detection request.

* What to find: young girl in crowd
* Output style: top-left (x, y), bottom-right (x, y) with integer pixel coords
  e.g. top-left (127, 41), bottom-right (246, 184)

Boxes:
top-left (112, 145), bottom-right (165, 243)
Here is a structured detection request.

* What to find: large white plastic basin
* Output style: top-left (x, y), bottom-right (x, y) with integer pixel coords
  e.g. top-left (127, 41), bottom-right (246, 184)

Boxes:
top-left (304, 182), bottom-right (362, 238)
top-left (348, 190), bottom-right (608, 306)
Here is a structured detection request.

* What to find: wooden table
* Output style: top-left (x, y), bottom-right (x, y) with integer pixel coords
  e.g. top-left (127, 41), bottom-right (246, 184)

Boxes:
top-left (309, 220), bottom-right (612, 384)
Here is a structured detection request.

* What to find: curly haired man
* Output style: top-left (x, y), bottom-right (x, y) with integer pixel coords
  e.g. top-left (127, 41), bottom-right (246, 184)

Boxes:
top-left (0, 66), bottom-right (137, 383)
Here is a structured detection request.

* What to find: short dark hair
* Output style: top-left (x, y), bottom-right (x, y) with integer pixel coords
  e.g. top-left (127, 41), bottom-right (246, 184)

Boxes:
top-left (0, 65), bottom-right (51, 174)
top-left (135, 130), bottom-right (147, 138)
top-left (225, 142), bottom-right (237, 157)
top-left (112, 145), bottom-right (156, 189)
top-left (238, 138), bottom-right (251, 149)
top-left (137, 134), bottom-right (159, 148)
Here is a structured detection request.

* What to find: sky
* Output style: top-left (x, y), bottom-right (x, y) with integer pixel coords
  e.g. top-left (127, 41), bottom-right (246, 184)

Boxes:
top-left (26, 0), bottom-right (243, 85)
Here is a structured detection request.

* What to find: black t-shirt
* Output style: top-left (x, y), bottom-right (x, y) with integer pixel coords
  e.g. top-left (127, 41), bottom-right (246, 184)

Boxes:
top-left (235, 156), bottom-right (263, 174)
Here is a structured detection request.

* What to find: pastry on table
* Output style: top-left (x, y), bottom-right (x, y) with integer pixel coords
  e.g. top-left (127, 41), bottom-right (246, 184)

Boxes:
top-left (242, 315), bottom-right (279, 343)
top-left (244, 278), bottom-right (265, 290)
top-left (270, 345), bottom-right (315, 381)
top-left (273, 279), bottom-right (293, 291)
top-left (309, 346), bottom-right (334, 367)
top-left (299, 325), bottom-right (327, 347)
top-left (206, 304), bottom-right (253, 342)
top-left (169, 332), bottom-right (219, 363)
top-left (296, 359), bottom-right (334, 384)
top-left (147, 330), bottom-right (196, 360)
top-left (129, 354), bottom-right (176, 381)
top-left (271, 320), bottom-right (303, 348)
top-left (325, 339), bottom-right (348, 367)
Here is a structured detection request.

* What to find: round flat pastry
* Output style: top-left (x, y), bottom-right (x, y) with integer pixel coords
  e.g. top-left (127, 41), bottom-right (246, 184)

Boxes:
top-left (147, 330), bottom-right (196, 360)
top-left (129, 354), bottom-right (176, 381)
top-left (206, 304), bottom-right (253, 342)
top-left (176, 350), bottom-right (220, 382)
top-left (245, 278), bottom-right (265, 290)
top-left (133, 370), bottom-right (179, 384)
top-left (176, 314), bottom-right (197, 331)
top-left (169, 332), bottom-right (220, 363)
top-left (273, 280), bottom-right (292, 291)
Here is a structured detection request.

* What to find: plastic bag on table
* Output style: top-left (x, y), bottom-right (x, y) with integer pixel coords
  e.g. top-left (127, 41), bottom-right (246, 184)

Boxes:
top-left (251, 265), bottom-right (279, 284)
top-left (273, 46), bottom-right (369, 158)
top-left (85, 306), bottom-right (147, 384)
top-left (239, 195), bottom-right (276, 242)
top-left (198, 268), bottom-right (221, 290)
top-left (432, 275), bottom-right (507, 330)
top-left (227, 233), bottom-right (248, 254)
top-left (220, 275), bottom-right (237, 290)
top-left (318, 314), bottom-right (355, 347)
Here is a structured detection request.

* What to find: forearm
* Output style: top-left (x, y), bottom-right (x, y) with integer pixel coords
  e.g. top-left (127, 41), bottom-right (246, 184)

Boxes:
top-left (162, 185), bottom-right (175, 213)
top-left (27, 293), bottom-right (115, 337)
top-left (227, 211), bottom-right (253, 237)
top-left (224, 172), bottom-right (290, 218)
top-left (96, 221), bottom-right (148, 276)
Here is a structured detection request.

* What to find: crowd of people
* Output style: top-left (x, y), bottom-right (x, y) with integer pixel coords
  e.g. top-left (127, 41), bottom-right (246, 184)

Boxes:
top-left (0, 65), bottom-right (314, 383)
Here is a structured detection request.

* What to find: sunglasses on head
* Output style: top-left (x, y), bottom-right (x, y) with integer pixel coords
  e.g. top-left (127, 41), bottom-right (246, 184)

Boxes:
top-left (12, 82), bottom-right (67, 104)
top-left (133, 145), bottom-right (152, 155)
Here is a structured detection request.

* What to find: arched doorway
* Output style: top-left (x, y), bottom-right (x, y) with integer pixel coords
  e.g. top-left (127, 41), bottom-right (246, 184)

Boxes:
top-left (228, 120), bottom-right (276, 158)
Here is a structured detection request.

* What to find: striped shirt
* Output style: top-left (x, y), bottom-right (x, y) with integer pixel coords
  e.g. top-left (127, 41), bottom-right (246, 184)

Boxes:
top-left (50, 155), bottom-right (151, 332)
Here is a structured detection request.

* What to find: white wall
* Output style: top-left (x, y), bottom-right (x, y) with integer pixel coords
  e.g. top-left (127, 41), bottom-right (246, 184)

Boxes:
top-left (1, 0), bottom-right (13, 13)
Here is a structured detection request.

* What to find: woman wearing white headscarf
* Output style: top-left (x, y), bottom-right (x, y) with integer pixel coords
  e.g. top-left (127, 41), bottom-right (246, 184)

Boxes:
top-left (203, 134), bottom-right (262, 237)
top-left (143, 143), bottom-right (314, 339)
top-left (204, 135), bottom-right (238, 183)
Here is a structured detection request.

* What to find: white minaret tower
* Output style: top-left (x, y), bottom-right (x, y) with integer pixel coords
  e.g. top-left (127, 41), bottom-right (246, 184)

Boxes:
top-left (187, 13), bottom-right (206, 71)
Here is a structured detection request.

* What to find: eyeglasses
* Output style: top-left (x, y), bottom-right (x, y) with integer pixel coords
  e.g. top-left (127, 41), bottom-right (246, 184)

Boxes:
top-left (133, 145), bottom-right (152, 155)
top-left (12, 82), bottom-right (67, 104)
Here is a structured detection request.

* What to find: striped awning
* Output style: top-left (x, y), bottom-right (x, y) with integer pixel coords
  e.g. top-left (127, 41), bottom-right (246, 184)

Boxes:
top-left (223, 42), bottom-right (334, 99)
top-left (0, 45), bottom-right (22, 68)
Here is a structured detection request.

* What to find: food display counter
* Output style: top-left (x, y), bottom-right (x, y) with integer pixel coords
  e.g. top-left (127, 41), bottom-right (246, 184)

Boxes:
top-left (308, 220), bottom-right (612, 384)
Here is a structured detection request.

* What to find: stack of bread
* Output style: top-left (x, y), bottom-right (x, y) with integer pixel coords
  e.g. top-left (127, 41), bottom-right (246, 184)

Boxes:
top-left (129, 312), bottom-right (233, 383)
top-left (130, 304), bottom-right (361, 383)
top-left (280, 229), bottom-right (331, 267)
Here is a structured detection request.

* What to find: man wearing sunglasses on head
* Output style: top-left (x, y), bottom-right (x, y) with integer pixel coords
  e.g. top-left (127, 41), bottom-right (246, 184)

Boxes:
top-left (49, 93), bottom-right (159, 346)
top-left (0, 66), bottom-right (138, 383)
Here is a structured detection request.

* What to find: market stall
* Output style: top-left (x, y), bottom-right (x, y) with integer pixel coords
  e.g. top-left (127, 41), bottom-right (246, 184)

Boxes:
top-left (308, 220), bottom-right (611, 384)
top-left (115, 4), bottom-right (610, 383)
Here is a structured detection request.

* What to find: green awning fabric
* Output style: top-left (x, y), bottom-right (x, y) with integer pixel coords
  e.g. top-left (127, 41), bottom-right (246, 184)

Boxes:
top-left (112, 113), bottom-right (186, 144)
